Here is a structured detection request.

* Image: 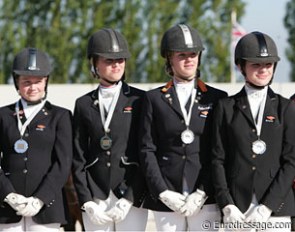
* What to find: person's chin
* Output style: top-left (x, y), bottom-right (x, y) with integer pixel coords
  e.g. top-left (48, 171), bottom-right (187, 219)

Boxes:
top-left (26, 97), bottom-right (42, 102)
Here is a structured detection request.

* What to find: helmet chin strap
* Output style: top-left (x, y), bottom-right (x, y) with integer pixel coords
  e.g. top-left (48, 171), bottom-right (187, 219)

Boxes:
top-left (92, 66), bottom-right (121, 86)
top-left (101, 77), bottom-right (120, 86)
top-left (245, 73), bottom-right (274, 90)
top-left (243, 65), bottom-right (274, 90)
top-left (246, 81), bottom-right (267, 90)
top-left (22, 97), bottom-right (44, 105)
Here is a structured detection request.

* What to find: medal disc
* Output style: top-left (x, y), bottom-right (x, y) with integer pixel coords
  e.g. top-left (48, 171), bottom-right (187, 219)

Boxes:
top-left (14, 139), bottom-right (28, 153)
top-left (252, 140), bottom-right (266, 154)
top-left (181, 129), bottom-right (195, 144)
top-left (100, 135), bottom-right (112, 150)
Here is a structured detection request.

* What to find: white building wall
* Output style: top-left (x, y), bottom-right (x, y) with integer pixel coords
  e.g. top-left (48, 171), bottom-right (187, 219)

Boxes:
top-left (1, 82), bottom-right (294, 111)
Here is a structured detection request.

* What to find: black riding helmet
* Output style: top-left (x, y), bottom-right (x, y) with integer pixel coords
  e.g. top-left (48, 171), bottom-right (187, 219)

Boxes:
top-left (234, 31), bottom-right (280, 87)
top-left (160, 24), bottom-right (204, 77)
top-left (161, 24), bottom-right (204, 58)
top-left (87, 28), bottom-right (131, 60)
top-left (235, 31), bottom-right (280, 65)
top-left (12, 48), bottom-right (51, 90)
top-left (87, 28), bottom-right (130, 80)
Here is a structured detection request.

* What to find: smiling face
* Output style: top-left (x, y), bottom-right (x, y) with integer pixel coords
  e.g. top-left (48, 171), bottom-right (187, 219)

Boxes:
top-left (169, 51), bottom-right (199, 82)
top-left (95, 57), bottom-right (125, 86)
top-left (242, 61), bottom-right (274, 87)
top-left (17, 76), bottom-right (47, 103)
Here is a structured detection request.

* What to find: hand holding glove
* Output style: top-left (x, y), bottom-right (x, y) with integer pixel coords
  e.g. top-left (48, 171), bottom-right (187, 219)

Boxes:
top-left (245, 204), bottom-right (272, 223)
top-left (222, 204), bottom-right (245, 223)
top-left (180, 189), bottom-right (208, 217)
top-left (159, 190), bottom-right (186, 213)
top-left (106, 198), bottom-right (132, 223)
top-left (82, 201), bottom-right (112, 225)
top-left (4, 193), bottom-right (27, 212)
top-left (16, 197), bottom-right (44, 217)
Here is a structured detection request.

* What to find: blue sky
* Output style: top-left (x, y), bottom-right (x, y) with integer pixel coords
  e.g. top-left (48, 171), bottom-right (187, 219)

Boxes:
top-left (240, 0), bottom-right (290, 82)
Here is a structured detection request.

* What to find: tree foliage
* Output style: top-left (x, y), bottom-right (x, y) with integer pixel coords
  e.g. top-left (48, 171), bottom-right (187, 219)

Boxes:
top-left (0, 0), bottom-right (245, 84)
top-left (284, 0), bottom-right (295, 81)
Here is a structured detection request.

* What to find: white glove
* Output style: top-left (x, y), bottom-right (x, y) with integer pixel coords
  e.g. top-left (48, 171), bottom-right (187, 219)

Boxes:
top-left (245, 204), bottom-right (272, 223)
top-left (106, 198), bottom-right (133, 223)
top-left (180, 189), bottom-right (208, 217)
top-left (4, 193), bottom-right (27, 212)
top-left (159, 190), bottom-right (186, 213)
top-left (82, 201), bottom-right (112, 225)
top-left (222, 204), bottom-right (245, 223)
top-left (16, 197), bottom-right (44, 217)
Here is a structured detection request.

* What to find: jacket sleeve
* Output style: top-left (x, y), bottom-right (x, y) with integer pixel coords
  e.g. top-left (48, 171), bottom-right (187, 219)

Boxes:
top-left (71, 101), bottom-right (94, 206)
top-left (34, 110), bottom-right (73, 206)
top-left (211, 100), bottom-right (235, 209)
top-left (261, 100), bottom-right (295, 212)
top-left (139, 93), bottom-right (168, 198)
top-left (197, 89), bottom-right (228, 197)
top-left (121, 95), bottom-right (147, 205)
top-left (0, 169), bottom-right (15, 203)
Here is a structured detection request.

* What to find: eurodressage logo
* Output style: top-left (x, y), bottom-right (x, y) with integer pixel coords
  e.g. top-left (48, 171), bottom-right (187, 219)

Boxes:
top-left (201, 221), bottom-right (292, 231)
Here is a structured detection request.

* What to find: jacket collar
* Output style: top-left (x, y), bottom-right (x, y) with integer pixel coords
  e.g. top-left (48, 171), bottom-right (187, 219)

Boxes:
top-left (161, 78), bottom-right (207, 93)
top-left (91, 81), bottom-right (130, 101)
top-left (161, 78), bottom-right (207, 118)
top-left (235, 86), bottom-right (277, 127)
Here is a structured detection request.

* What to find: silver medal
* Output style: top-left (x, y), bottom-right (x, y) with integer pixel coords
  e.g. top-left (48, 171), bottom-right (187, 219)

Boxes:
top-left (181, 129), bottom-right (195, 144)
top-left (100, 135), bottom-right (112, 150)
top-left (14, 139), bottom-right (28, 153)
top-left (252, 140), bottom-right (266, 155)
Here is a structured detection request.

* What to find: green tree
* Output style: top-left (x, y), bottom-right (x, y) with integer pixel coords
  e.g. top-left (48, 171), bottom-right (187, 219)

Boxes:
top-left (284, 0), bottom-right (295, 81)
top-left (0, 0), bottom-right (245, 84)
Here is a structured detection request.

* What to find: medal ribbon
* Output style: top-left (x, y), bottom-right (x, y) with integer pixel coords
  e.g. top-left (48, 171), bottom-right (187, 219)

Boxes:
top-left (15, 100), bottom-right (45, 137)
top-left (254, 93), bottom-right (267, 138)
top-left (179, 88), bottom-right (197, 129)
top-left (98, 81), bottom-right (122, 133)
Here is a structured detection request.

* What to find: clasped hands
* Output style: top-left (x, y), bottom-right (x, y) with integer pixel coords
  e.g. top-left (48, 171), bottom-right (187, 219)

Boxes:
top-left (159, 189), bottom-right (207, 216)
top-left (222, 204), bottom-right (272, 224)
top-left (83, 198), bottom-right (132, 225)
top-left (4, 193), bottom-right (44, 217)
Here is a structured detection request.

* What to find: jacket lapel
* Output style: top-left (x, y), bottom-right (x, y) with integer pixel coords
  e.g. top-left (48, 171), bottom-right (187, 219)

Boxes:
top-left (161, 79), bottom-right (210, 120)
top-left (90, 87), bottom-right (100, 112)
top-left (110, 82), bottom-right (131, 125)
top-left (260, 88), bottom-right (278, 137)
top-left (161, 80), bottom-right (183, 117)
top-left (191, 79), bottom-right (209, 119)
top-left (235, 88), bottom-right (256, 127)
top-left (29, 101), bottom-right (52, 126)
top-left (115, 82), bottom-right (130, 111)
top-left (89, 87), bottom-right (106, 132)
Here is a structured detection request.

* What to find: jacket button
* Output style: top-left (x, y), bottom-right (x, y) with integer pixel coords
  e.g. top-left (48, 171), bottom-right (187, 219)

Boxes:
top-left (106, 151), bottom-right (111, 156)
top-left (23, 169), bottom-right (28, 173)
top-left (182, 156), bottom-right (186, 159)
top-left (252, 166), bottom-right (256, 171)
top-left (107, 162), bottom-right (111, 167)
top-left (252, 154), bottom-right (256, 159)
